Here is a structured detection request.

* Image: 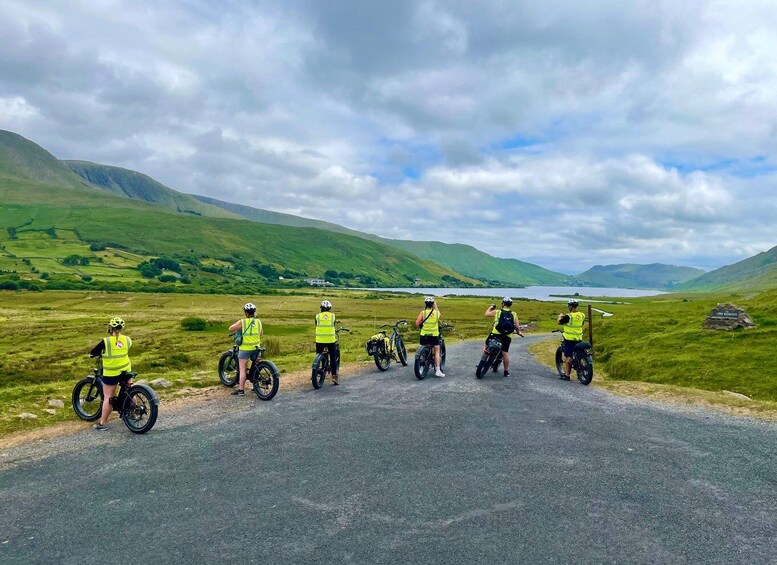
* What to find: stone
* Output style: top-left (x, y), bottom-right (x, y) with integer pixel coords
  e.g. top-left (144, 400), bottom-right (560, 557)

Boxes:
top-left (703, 303), bottom-right (756, 331)
top-left (150, 378), bottom-right (173, 388)
top-left (47, 398), bottom-right (65, 408)
top-left (722, 390), bottom-right (752, 401)
top-left (17, 413), bottom-right (37, 419)
top-left (43, 408), bottom-right (57, 415)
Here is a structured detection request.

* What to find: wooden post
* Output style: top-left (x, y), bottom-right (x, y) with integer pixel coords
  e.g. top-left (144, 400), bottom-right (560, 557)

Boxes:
top-left (587, 304), bottom-right (593, 348)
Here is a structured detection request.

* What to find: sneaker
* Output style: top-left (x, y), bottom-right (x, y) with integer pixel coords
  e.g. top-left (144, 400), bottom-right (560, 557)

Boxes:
top-left (559, 374), bottom-right (570, 381)
top-left (435, 368), bottom-right (446, 378)
top-left (93, 423), bottom-right (109, 431)
top-left (332, 375), bottom-right (339, 385)
top-left (503, 371), bottom-right (511, 378)
top-left (231, 389), bottom-right (245, 396)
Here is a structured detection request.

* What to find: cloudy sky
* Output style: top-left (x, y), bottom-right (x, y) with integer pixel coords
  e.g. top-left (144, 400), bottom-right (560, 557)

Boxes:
top-left (2, 0), bottom-right (776, 273)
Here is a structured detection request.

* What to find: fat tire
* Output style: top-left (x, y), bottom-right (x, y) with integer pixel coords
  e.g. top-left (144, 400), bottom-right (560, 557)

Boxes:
top-left (121, 387), bottom-right (158, 434)
top-left (71, 378), bottom-right (103, 421)
top-left (414, 346), bottom-right (430, 380)
top-left (555, 346), bottom-right (566, 377)
top-left (312, 353), bottom-right (327, 389)
top-left (476, 352), bottom-right (491, 379)
top-left (396, 337), bottom-right (408, 366)
top-left (374, 352), bottom-right (390, 371)
top-left (253, 360), bottom-right (280, 401)
top-left (218, 351), bottom-right (239, 387)
top-left (440, 342), bottom-right (447, 371)
top-left (577, 354), bottom-right (594, 385)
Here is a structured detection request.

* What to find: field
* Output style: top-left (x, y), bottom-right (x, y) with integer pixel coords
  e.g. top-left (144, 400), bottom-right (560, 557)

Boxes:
top-left (0, 289), bottom-right (561, 436)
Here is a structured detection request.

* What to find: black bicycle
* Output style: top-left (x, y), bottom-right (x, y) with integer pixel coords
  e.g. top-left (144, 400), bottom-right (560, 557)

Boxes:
top-left (311, 326), bottom-right (349, 389)
top-left (218, 338), bottom-right (281, 400)
top-left (367, 320), bottom-right (408, 371)
top-left (476, 335), bottom-right (505, 379)
top-left (552, 329), bottom-right (594, 385)
top-left (414, 323), bottom-right (451, 380)
top-left (71, 361), bottom-right (159, 434)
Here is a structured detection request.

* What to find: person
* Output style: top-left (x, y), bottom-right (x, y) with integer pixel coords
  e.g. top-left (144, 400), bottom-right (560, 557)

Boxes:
top-left (89, 317), bottom-right (133, 430)
top-left (416, 296), bottom-right (445, 377)
top-left (228, 302), bottom-right (263, 396)
top-left (315, 300), bottom-right (340, 385)
top-left (557, 299), bottom-right (586, 381)
top-left (484, 297), bottom-right (523, 377)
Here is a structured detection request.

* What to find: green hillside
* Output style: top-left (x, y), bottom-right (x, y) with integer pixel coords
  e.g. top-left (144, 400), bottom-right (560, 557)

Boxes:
top-left (677, 246), bottom-right (777, 291)
top-left (575, 263), bottom-right (705, 289)
top-left (66, 161), bottom-right (239, 219)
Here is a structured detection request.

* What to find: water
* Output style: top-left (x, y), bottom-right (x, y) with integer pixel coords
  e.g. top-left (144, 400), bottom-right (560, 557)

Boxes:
top-left (362, 286), bottom-right (666, 302)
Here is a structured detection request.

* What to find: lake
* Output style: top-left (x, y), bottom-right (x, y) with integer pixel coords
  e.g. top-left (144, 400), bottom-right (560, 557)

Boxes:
top-left (362, 286), bottom-right (667, 302)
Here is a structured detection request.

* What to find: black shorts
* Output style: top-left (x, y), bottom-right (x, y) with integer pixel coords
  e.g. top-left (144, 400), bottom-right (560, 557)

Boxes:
top-left (562, 340), bottom-right (581, 358)
top-left (102, 373), bottom-right (131, 386)
top-left (315, 342), bottom-right (339, 355)
top-left (419, 335), bottom-right (440, 347)
top-left (485, 333), bottom-right (511, 353)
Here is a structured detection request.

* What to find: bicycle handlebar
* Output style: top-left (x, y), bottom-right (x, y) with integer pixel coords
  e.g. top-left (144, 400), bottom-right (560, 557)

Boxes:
top-left (337, 327), bottom-right (351, 333)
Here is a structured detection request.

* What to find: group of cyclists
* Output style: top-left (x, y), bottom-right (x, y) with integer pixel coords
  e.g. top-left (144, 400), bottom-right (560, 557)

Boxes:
top-left (88, 295), bottom-right (586, 429)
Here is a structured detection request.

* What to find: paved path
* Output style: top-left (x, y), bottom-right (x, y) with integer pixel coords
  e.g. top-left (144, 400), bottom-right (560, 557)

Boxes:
top-left (1, 336), bottom-right (776, 564)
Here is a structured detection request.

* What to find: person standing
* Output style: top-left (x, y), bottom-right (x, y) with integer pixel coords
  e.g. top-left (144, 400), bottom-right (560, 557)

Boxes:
top-left (416, 296), bottom-right (445, 377)
top-left (557, 299), bottom-right (586, 381)
top-left (228, 302), bottom-right (263, 396)
top-left (484, 297), bottom-right (522, 377)
top-left (315, 300), bottom-right (339, 385)
top-left (89, 317), bottom-right (132, 430)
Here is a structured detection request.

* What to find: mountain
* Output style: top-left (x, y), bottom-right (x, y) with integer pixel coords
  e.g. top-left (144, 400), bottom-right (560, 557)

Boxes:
top-left (195, 196), bottom-right (568, 286)
top-left (676, 246), bottom-right (777, 291)
top-left (0, 130), bottom-right (478, 289)
top-left (575, 263), bottom-right (706, 290)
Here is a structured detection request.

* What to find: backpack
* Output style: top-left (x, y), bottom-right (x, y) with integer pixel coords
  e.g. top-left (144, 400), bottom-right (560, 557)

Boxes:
top-left (495, 310), bottom-right (516, 335)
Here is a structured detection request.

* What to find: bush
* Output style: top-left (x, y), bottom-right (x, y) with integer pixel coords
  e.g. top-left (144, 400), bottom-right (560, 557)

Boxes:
top-left (181, 317), bottom-right (207, 331)
top-left (158, 274), bottom-right (178, 283)
top-left (262, 336), bottom-right (281, 357)
top-left (81, 275), bottom-right (93, 282)
top-left (0, 281), bottom-right (19, 290)
top-left (89, 243), bottom-right (107, 251)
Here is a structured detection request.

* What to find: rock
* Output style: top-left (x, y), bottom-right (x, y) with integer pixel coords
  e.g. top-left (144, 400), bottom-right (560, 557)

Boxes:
top-left (150, 378), bottom-right (173, 388)
top-left (134, 379), bottom-right (149, 386)
top-left (703, 303), bottom-right (756, 331)
top-left (43, 408), bottom-right (57, 415)
top-left (47, 398), bottom-right (65, 408)
top-left (722, 390), bottom-right (752, 401)
top-left (17, 413), bottom-right (37, 419)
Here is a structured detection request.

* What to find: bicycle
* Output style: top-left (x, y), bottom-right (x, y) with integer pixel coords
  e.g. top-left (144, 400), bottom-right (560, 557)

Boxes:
top-left (476, 330), bottom-right (524, 379)
top-left (311, 326), bottom-right (350, 389)
top-left (218, 336), bottom-right (281, 400)
top-left (366, 320), bottom-right (408, 371)
top-left (413, 323), bottom-right (451, 380)
top-left (71, 360), bottom-right (159, 434)
top-left (552, 329), bottom-right (594, 385)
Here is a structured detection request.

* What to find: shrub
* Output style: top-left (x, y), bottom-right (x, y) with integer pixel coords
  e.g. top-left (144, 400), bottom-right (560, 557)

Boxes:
top-left (0, 281), bottom-right (19, 290)
top-left (181, 317), bottom-right (207, 331)
top-left (81, 275), bottom-right (93, 282)
top-left (262, 336), bottom-right (281, 357)
top-left (158, 274), bottom-right (178, 283)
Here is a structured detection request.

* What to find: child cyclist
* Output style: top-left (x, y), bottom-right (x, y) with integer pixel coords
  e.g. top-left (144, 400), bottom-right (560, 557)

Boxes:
top-left (315, 300), bottom-right (339, 385)
top-left (89, 317), bottom-right (132, 430)
top-left (228, 302), bottom-right (263, 396)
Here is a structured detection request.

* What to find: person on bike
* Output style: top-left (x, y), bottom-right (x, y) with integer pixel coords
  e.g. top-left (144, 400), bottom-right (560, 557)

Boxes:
top-left (89, 317), bottom-right (133, 430)
top-left (416, 296), bottom-right (444, 377)
top-left (557, 299), bottom-right (586, 381)
top-left (315, 300), bottom-right (340, 385)
top-left (484, 297), bottom-right (523, 378)
top-left (228, 302), bottom-right (263, 396)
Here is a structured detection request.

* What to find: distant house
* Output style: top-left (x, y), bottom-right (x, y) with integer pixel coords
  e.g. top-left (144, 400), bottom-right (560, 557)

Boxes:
top-left (307, 278), bottom-right (329, 286)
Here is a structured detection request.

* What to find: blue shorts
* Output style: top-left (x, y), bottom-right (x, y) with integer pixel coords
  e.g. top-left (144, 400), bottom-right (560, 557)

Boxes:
top-left (238, 350), bottom-right (260, 360)
top-left (562, 340), bottom-right (581, 358)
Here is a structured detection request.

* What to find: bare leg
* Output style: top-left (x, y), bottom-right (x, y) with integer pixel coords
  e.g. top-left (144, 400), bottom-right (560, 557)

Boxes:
top-left (99, 382), bottom-right (117, 425)
top-left (502, 351), bottom-right (510, 372)
top-left (564, 356), bottom-right (573, 378)
top-left (238, 357), bottom-right (248, 391)
top-left (434, 345), bottom-right (441, 367)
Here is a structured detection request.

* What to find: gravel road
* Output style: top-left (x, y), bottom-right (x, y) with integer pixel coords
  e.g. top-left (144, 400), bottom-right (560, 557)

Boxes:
top-left (1, 336), bottom-right (775, 564)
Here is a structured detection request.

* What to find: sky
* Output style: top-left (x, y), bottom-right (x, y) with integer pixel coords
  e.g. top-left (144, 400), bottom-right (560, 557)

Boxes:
top-left (1, 0), bottom-right (776, 274)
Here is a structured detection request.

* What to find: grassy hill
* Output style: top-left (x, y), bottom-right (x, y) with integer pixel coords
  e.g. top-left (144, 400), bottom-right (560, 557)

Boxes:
top-left (677, 246), bottom-right (777, 291)
top-left (575, 263), bottom-right (705, 289)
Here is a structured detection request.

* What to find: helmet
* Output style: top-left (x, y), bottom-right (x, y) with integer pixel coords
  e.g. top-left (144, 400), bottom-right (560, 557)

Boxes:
top-left (502, 297), bottom-right (513, 306)
top-left (108, 317), bottom-right (125, 330)
top-left (244, 302), bottom-right (256, 312)
top-left (567, 299), bottom-right (579, 307)
top-left (424, 296), bottom-right (435, 306)
top-left (320, 300), bottom-right (332, 311)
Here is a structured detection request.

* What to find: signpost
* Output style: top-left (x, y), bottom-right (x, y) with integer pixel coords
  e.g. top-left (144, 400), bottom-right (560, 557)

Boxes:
top-left (588, 304), bottom-right (593, 347)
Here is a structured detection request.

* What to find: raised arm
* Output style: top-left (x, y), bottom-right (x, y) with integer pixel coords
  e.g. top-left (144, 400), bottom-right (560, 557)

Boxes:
top-left (485, 304), bottom-right (497, 317)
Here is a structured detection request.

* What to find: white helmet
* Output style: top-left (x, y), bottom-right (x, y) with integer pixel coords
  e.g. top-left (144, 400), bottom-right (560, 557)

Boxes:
top-left (424, 296), bottom-right (435, 306)
top-left (502, 297), bottom-right (513, 306)
top-left (244, 302), bottom-right (256, 312)
top-left (321, 300), bottom-right (332, 311)
top-left (567, 299), bottom-right (579, 307)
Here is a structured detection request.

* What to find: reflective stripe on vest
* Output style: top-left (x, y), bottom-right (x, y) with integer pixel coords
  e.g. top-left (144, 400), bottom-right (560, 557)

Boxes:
top-left (419, 308), bottom-right (440, 336)
top-left (239, 318), bottom-right (262, 351)
top-left (315, 312), bottom-right (336, 343)
top-left (492, 309), bottom-right (516, 335)
top-left (563, 311), bottom-right (586, 341)
top-left (102, 335), bottom-right (132, 377)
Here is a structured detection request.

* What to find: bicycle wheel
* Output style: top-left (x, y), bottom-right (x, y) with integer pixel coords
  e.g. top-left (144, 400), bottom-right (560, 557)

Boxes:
top-left (374, 352), bottom-right (390, 371)
top-left (71, 378), bottom-right (103, 421)
top-left (476, 352), bottom-right (491, 379)
top-left (218, 351), bottom-right (239, 387)
top-left (555, 346), bottom-right (566, 378)
top-left (395, 336), bottom-right (408, 366)
top-left (122, 387), bottom-right (158, 434)
top-left (577, 354), bottom-right (594, 385)
top-left (440, 342), bottom-right (447, 370)
top-left (252, 360), bottom-right (280, 401)
top-left (414, 346), bottom-right (430, 380)
top-left (312, 353), bottom-right (327, 389)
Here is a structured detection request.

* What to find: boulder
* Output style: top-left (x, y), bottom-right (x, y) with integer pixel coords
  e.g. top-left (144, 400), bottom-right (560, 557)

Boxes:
top-left (17, 413), bottom-right (37, 419)
top-left (722, 390), bottom-right (752, 401)
top-left (150, 378), bottom-right (173, 388)
top-left (703, 303), bottom-right (756, 331)
top-left (47, 398), bottom-right (65, 408)
top-left (43, 408), bottom-right (58, 415)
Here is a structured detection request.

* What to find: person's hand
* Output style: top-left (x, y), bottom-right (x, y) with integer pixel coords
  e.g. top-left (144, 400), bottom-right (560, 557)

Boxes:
top-left (489, 304), bottom-right (496, 310)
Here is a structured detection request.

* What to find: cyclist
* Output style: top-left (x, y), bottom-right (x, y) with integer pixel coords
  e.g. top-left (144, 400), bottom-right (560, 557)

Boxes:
top-left (557, 299), bottom-right (586, 381)
top-left (484, 297), bottom-right (523, 377)
top-left (228, 302), bottom-right (263, 396)
top-left (315, 300), bottom-right (340, 385)
top-left (89, 317), bottom-right (133, 430)
top-left (416, 296), bottom-right (444, 377)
